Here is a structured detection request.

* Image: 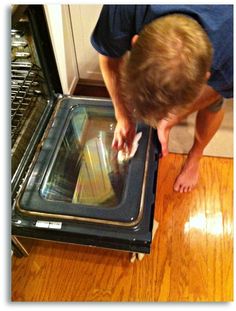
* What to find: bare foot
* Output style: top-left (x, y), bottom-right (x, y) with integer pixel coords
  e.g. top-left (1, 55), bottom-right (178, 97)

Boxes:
top-left (174, 153), bottom-right (201, 193)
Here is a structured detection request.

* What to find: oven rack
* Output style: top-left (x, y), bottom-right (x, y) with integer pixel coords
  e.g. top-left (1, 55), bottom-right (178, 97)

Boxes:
top-left (11, 63), bottom-right (44, 146)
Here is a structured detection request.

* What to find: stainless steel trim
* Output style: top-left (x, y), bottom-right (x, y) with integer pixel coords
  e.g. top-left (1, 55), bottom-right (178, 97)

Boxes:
top-left (15, 97), bottom-right (152, 227)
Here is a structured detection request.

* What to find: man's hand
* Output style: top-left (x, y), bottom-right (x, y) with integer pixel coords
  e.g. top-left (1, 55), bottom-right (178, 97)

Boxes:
top-left (156, 119), bottom-right (171, 158)
top-left (112, 116), bottom-right (136, 153)
top-left (98, 54), bottom-right (136, 153)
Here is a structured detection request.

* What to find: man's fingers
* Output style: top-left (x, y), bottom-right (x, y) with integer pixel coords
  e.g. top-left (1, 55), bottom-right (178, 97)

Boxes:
top-left (117, 136), bottom-right (124, 150)
top-left (157, 129), bottom-right (169, 158)
top-left (125, 138), bottom-right (134, 153)
top-left (112, 135), bottom-right (124, 151)
top-left (112, 120), bottom-right (136, 153)
top-left (125, 129), bottom-right (136, 152)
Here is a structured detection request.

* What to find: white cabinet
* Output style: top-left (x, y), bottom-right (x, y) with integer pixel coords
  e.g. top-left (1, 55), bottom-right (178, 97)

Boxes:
top-left (69, 4), bottom-right (103, 82)
top-left (44, 5), bottom-right (79, 94)
top-left (44, 4), bottom-right (103, 92)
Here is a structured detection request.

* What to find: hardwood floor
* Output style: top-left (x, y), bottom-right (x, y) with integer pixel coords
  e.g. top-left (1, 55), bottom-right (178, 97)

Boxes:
top-left (11, 153), bottom-right (233, 302)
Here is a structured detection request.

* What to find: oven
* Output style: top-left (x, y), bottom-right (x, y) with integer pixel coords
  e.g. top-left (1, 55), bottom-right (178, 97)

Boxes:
top-left (11, 5), bottom-right (161, 258)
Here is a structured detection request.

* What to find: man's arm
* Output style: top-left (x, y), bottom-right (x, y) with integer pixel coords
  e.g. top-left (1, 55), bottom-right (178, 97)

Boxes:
top-left (99, 54), bottom-right (136, 152)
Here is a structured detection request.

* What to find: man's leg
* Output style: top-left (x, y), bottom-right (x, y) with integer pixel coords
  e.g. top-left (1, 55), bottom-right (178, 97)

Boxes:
top-left (173, 104), bottom-right (225, 192)
top-left (156, 85), bottom-right (225, 192)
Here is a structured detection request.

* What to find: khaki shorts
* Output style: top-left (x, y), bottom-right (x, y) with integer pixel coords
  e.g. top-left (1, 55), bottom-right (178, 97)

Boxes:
top-left (207, 96), bottom-right (224, 112)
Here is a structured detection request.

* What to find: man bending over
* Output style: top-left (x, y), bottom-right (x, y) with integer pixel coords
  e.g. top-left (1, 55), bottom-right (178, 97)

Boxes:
top-left (91, 5), bottom-right (233, 193)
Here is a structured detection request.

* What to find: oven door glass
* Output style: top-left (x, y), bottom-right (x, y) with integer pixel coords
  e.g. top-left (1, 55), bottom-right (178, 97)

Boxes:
top-left (17, 97), bottom-right (152, 226)
top-left (40, 106), bottom-right (127, 207)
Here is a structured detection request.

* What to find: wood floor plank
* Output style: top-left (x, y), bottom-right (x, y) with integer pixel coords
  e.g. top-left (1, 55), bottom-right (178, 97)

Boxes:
top-left (11, 153), bottom-right (233, 302)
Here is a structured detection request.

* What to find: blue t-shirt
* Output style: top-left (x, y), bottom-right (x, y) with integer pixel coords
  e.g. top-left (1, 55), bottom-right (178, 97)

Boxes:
top-left (91, 5), bottom-right (233, 98)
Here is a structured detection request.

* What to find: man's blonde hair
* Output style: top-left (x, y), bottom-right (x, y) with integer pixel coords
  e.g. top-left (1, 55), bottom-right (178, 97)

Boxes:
top-left (121, 14), bottom-right (213, 125)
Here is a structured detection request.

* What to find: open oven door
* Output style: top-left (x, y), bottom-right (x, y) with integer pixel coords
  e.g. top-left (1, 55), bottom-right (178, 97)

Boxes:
top-left (12, 96), bottom-right (160, 254)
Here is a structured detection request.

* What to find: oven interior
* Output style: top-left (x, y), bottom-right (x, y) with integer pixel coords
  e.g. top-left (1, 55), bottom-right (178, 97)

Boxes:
top-left (11, 5), bottom-right (61, 202)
